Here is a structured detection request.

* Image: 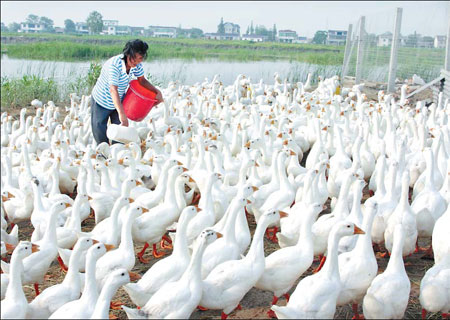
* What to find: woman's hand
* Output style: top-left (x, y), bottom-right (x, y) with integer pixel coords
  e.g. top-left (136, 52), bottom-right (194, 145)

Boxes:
top-left (119, 111), bottom-right (129, 127)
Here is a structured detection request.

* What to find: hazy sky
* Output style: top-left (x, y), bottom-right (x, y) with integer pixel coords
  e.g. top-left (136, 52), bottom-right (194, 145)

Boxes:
top-left (1, 1), bottom-right (448, 37)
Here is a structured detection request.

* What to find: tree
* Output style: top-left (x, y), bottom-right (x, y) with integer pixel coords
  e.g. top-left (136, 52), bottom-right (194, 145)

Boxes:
top-left (217, 17), bottom-right (225, 34)
top-left (272, 24), bottom-right (277, 41)
top-left (405, 32), bottom-right (420, 48)
top-left (312, 30), bottom-right (327, 44)
top-left (86, 11), bottom-right (103, 34)
top-left (190, 28), bottom-right (203, 38)
top-left (8, 22), bottom-right (20, 32)
top-left (64, 19), bottom-right (76, 33)
top-left (39, 16), bottom-right (54, 32)
top-left (246, 26), bottom-right (249, 35)
top-left (250, 21), bottom-right (254, 34)
top-left (1, 23), bottom-right (9, 32)
top-left (26, 14), bottom-right (39, 24)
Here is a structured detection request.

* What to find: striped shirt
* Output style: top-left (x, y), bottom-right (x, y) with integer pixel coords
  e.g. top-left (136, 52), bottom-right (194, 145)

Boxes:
top-left (91, 54), bottom-right (145, 110)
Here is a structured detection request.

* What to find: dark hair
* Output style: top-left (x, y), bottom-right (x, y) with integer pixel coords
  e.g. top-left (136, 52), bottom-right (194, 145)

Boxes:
top-left (122, 39), bottom-right (149, 60)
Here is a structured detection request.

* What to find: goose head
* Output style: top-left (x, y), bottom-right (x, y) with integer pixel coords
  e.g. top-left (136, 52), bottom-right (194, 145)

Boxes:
top-left (197, 228), bottom-right (222, 246)
top-left (258, 209), bottom-right (288, 227)
top-left (74, 236), bottom-right (98, 252)
top-left (12, 241), bottom-right (39, 259)
top-left (332, 220), bottom-right (365, 238)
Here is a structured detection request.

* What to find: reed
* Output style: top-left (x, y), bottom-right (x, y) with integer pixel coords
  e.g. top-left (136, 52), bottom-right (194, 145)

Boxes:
top-left (3, 37), bottom-right (344, 65)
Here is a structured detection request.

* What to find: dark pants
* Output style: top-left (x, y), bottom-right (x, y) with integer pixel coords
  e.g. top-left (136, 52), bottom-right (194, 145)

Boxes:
top-left (90, 97), bottom-right (121, 145)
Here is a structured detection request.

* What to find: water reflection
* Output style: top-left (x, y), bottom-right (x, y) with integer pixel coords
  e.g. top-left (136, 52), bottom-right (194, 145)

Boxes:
top-left (1, 54), bottom-right (342, 86)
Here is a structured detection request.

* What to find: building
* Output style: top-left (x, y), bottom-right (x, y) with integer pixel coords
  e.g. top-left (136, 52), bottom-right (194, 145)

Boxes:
top-left (130, 26), bottom-right (145, 36)
top-left (103, 20), bottom-right (119, 27)
top-left (434, 35), bottom-right (446, 49)
top-left (223, 22), bottom-right (240, 35)
top-left (147, 25), bottom-right (177, 38)
top-left (278, 30), bottom-right (297, 43)
top-left (326, 29), bottom-right (347, 45)
top-left (54, 27), bottom-right (64, 34)
top-left (241, 34), bottom-right (267, 42)
top-left (75, 22), bottom-right (89, 34)
top-left (293, 36), bottom-right (308, 44)
top-left (19, 22), bottom-right (44, 33)
top-left (377, 32), bottom-right (392, 47)
top-left (204, 32), bottom-right (240, 40)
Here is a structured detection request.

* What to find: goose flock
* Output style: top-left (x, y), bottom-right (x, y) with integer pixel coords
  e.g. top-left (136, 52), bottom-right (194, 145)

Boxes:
top-left (1, 72), bottom-right (449, 319)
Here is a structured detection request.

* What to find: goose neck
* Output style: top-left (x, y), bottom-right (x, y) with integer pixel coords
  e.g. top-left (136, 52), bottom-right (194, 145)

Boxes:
top-left (6, 254), bottom-right (25, 301)
top-left (91, 280), bottom-right (120, 319)
top-left (321, 228), bottom-right (342, 279)
top-left (385, 231), bottom-right (406, 274)
top-left (244, 217), bottom-right (268, 264)
top-left (180, 236), bottom-right (207, 283)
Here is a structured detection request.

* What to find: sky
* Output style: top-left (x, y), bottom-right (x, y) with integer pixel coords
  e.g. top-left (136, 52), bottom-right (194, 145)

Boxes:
top-left (1, 1), bottom-right (449, 38)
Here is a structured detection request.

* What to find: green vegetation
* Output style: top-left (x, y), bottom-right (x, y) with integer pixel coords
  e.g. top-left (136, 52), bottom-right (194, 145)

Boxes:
top-left (2, 32), bottom-right (344, 65)
top-left (0, 62), bottom-right (102, 108)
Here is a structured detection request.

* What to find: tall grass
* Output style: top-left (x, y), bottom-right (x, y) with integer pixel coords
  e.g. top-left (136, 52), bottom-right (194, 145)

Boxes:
top-left (0, 62), bottom-right (102, 109)
top-left (3, 38), bottom-right (344, 64)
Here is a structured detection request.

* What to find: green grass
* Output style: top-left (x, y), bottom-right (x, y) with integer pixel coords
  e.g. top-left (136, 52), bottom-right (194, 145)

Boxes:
top-left (0, 62), bottom-right (102, 109)
top-left (2, 32), bottom-right (344, 64)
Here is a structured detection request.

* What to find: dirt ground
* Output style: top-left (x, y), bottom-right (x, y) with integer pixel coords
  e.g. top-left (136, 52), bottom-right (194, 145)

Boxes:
top-left (2, 82), bottom-right (440, 319)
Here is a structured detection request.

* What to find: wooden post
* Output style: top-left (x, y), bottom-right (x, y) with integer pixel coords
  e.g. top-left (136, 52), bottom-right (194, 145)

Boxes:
top-left (355, 16), bottom-right (365, 84)
top-left (445, 4), bottom-right (450, 71)
top-left (342, 24), bottom-right (353, 78)
top-left (388, 7), bottom-right (403, 93)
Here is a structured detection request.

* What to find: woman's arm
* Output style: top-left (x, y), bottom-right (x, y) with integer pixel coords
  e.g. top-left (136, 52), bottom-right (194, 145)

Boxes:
top-left (110, 84), bottom-right (129, 127)
top-left (137, 76), bottom-right (164, 106)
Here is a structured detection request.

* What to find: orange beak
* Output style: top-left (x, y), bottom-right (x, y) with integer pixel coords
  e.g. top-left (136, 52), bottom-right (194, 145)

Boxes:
top-left (128, 271), bottom-right (142, 282)
top-left (5, 243), bottom-right (16, 253)
top-left (142, 207), bottom-right (149, 213)
top-left (65, 203), bottom-right (71, 208)
top-left (129, 198), bottom-right (134, 203)
top-left (354, 225), bottom-right (365, 234)
top-left (252, 186), bottom-right (259, 192)
top-left (279, 211), bottom-right (289, 218)
top-left (31, 244), bottom-right (40, 253)
top-left (105, 244), bottom-right (115, 251)
top-left (216, 232), bottom-right (223, 239)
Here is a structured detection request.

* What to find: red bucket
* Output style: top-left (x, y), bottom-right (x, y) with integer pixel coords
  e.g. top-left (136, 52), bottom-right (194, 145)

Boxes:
top-left (123, 80), bottom-right (157, 122)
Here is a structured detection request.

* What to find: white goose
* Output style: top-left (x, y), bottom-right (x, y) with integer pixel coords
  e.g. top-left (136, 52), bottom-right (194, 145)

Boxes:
top-left (26, 237), bottom-right (97, 319)
top-left (123, 205), bottom-right (200, 307)
top-left (122, 229), bottom-right (222, 319)
top-left (271, 221), bottom-right (365, 319)
top-left (336, 201), bottom-right (379, 319)
top-left (363, 224), bottom-right (411, 319)
top-left (90, 268), bottom-right (132, 319)
top-left (199, 209), bottom-right (288, 319)
top-left (95, 204), bottom-right (146, 290)
top-left (1, 241), bottom-right (38, 319)
top-left (384, 171), bottom-right (417, 257)
top-left (255, 202), bottom-right (324, 318)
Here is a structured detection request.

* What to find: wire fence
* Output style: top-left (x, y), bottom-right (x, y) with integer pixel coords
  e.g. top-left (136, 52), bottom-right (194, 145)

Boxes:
top-left (343, 6), bottom-right (447, 87)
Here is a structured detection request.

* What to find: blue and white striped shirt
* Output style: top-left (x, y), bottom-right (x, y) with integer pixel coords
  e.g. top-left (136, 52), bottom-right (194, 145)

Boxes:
top-left (91, 54), bottom-right (145, 110)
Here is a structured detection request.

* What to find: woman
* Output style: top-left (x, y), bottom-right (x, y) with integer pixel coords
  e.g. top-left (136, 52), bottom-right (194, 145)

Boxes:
top-left (90, 39), bottom-right (163, 145)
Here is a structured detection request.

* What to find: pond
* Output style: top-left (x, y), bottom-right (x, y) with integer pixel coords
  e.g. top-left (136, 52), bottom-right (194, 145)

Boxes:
top-left (1, 55), bottom-right (342, 87)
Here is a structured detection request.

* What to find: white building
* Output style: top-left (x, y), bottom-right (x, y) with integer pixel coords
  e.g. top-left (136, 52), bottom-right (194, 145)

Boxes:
top-left (377, 32), bottom-right (392, 47)
top-left (223, 22), bottom-right (240, 35)
top-left (19, 22), bottom-right (44, 33)
top-left (326, 30), bottom-right (347, 46)
top-left (103, 20), bottom-right (119, 27)
top-left (75, 22), bottom-right (89, 34)
top-left (434, 35), bottom-right (446, 48)
top-left (278, 30), bottom-right (297, 43)
top-left (147, 25), bottom-right (177, 38)
top-left (241, 34), bottom-right (267, 42)
top-left (293, 36), bottom-right (308, 44)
